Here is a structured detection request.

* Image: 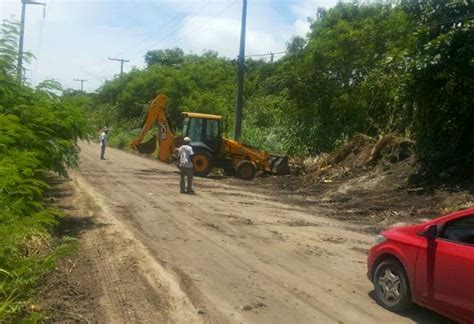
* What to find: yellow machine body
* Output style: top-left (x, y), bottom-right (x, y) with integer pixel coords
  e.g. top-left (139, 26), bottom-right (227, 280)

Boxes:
top-left (130, 95), bottom-right (289, 180)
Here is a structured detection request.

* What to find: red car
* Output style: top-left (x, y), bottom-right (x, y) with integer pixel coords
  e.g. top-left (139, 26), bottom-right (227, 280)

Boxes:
top-left (367, 207), bottom-right (474, 322)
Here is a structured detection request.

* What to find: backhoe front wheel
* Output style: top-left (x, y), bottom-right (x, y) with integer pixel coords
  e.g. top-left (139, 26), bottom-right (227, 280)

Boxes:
top-left (192, 151), bottom-right (213, 177)
top-left (235, 160), bottom-right (256, 180)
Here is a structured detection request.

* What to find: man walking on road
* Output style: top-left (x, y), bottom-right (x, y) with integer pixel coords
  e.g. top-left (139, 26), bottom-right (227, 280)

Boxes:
top-left (100, 128), bottom-right (109, 160)
top-left (178, 137), bottom-right (195, 194)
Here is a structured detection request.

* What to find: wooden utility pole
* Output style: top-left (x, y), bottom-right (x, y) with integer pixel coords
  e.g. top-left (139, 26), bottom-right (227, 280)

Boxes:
top-left (234, 0), bottom-right (247, 140)
top-left (108, 57), bottom-right (129, 75)
top-left (17, 0), bottom-right (46, 82)
top-left (22, 68), bottom-right (30, 84)
top-left (73, 79), bottom-right (87, 92)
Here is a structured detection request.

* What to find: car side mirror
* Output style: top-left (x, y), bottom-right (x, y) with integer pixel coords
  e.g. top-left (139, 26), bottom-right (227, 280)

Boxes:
top-left (421, 224), bottom-right (438, 240)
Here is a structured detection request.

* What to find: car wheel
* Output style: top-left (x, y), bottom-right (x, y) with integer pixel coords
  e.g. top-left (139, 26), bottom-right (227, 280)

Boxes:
top-left (373, 259), bottom-right (413, 312)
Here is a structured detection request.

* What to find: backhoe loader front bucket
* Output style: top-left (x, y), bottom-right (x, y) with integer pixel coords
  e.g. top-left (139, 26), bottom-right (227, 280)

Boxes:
top-left (269, 155), bottom-right (290, 175)
top-left (137, 135), bottom-right (157, 154)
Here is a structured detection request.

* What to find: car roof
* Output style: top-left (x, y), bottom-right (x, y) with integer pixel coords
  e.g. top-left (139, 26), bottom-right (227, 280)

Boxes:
top-left (431, 206), bottom-right (474, 224)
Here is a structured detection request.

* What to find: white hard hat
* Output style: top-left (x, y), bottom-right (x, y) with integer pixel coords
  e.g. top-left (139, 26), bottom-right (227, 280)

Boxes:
top-left (184, 137), bottom-right (191, 143)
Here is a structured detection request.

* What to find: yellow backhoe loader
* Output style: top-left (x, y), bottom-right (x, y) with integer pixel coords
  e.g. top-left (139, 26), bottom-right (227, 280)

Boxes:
top-left (130, 94), bottom-right (289, 180)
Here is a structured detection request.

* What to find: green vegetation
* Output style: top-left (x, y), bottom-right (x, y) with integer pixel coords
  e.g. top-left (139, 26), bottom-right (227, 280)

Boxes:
top-left (0, 21), bottom-right (89, 321)
top-left (0, 0), bottom-right (472, 319)
top-left (90, 1), bottom-right (473, 177)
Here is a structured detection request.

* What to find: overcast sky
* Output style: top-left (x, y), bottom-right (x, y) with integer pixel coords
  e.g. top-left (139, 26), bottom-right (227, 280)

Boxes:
top-left (1, 0), bottom-right (339, 92)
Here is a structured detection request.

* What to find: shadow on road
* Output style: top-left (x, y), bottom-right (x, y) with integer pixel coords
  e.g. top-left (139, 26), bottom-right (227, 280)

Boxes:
top-left (368, 291), bottom-right (455, 323)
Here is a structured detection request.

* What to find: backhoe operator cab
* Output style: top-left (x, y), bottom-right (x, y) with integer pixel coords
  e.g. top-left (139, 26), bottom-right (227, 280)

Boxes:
top-left (180, 112), bottom-right (229, 177)
top-left (130, 95), bottom-right (289, 181)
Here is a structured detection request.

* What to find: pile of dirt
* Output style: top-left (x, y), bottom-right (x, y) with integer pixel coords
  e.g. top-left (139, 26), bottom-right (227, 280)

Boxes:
top-left (242, 133), bottom-right (473, 231)
top-left (301, 133), bottom-right (415, 184)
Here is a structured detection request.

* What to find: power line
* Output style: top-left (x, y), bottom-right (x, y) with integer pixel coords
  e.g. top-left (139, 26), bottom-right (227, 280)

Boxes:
top-left (150, 1), bottom-right (218, 50)
top-left (114, 0), bottom-right (199, 58)
top-left (245, 50), bottom-right (286, 58)
top-left (126, 0), bottom-right (238, 60)
top-left (162, 0), bottom-right (239, 51)
top-left (244, 51), bottom-right (287, 63)
top-left (124, 0), bottom-right (213, 60)
top-left (241, 15), bottom-right (474, 62)
top-left (80, 66), bottom-right (108, 83)
top-left (101, 0), bottom-right (240, 68)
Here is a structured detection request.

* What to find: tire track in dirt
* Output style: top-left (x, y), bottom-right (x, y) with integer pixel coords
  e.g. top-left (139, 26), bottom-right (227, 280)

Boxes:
top-left (71, 174), bottom-right (203, 324)
top-left (78, 147), bottom-right (353, 321)
top-left (109, 182), bottom-right (341, 322)
top-left (79, 150), bottom-right (347, 321)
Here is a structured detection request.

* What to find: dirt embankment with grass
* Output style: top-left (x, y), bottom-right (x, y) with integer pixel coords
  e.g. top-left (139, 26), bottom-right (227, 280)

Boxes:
top-left (238, 133), bottom-right (474, 234)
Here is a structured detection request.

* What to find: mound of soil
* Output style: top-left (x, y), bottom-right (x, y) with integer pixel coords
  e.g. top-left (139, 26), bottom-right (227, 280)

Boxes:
top-left (301, 133), bottom-right (416, 185)
top-left (237, 133), bottom-right (473, 231)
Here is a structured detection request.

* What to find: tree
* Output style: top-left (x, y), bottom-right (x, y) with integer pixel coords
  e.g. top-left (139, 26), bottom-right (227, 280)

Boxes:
top-left (406, 0), bottom-right (474, 172)
top-left (145, 47), bottom-right (185, 67)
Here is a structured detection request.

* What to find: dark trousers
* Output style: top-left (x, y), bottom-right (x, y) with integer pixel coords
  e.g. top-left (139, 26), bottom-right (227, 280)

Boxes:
top-left (180, 167), bottom-right (194, 193)
top-left (100, 145), bottom-right (106, 159)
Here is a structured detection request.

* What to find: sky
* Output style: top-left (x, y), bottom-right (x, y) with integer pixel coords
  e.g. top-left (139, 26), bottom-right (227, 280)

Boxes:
top-left (1, 0), bottom-right (339, 92)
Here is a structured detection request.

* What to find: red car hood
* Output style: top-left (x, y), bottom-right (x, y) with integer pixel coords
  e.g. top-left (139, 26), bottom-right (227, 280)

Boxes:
top-left (382, 222), bottom-right (427, 236)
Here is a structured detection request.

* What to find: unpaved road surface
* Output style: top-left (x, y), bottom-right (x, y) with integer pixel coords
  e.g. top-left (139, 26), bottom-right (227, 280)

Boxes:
top-left (73, 142), bottom-right (451, 323)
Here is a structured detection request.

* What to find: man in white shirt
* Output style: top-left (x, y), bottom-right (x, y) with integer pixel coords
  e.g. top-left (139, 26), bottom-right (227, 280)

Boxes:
top-left (100, 128), bottom-right (109, 160)
top-left (178, 137), bottom-right (194, 194)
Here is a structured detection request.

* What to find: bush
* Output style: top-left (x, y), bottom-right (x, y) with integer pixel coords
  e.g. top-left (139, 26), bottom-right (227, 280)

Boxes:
top-left (1, 20), bottom-right (89, 321)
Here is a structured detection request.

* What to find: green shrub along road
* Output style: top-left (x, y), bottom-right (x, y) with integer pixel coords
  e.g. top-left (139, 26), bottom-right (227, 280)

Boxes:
top-left (0, 21), bottom-right (90, 321)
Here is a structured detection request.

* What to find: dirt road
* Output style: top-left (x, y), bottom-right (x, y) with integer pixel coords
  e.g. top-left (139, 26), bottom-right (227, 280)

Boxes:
top-left (72, 142), bottom-right (451, 323)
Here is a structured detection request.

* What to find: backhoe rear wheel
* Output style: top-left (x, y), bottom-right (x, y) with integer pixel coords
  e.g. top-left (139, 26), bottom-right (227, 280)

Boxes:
top-left (192, 151), bottom-right (213, 177)
top-left (235, 160), bottom-right (256, 180)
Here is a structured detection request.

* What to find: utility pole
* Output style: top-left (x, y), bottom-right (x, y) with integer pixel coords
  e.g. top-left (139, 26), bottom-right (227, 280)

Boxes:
top-left (270, 52), bottom-right (274, 63)
top-left (108, 57), bottom-right (129, 75)
top-left (17, 0), bottom-right (46, 82)
top-left (22, 68), bottom-right (30, 84)
top-left (234, 0), bottom-right (247, 140)
top-left (73, 79), bottom-right (87, 92)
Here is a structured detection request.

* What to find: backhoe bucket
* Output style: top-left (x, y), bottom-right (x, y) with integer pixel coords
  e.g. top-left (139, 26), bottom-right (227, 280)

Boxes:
top-left (137, 135), bottom-right (157, 154)
top-left (269, 155), bottom-right (290, 175)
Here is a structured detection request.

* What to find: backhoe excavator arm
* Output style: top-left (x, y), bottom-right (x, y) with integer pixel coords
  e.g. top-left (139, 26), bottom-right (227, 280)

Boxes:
top-left (130, 94), bottom-right (175, 162)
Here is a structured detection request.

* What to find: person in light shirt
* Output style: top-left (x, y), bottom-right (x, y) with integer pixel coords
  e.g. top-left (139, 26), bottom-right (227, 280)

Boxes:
top-left (99, 128), bottom-right (109, 160)
top-left (178, 137), bottom-right (195, 194)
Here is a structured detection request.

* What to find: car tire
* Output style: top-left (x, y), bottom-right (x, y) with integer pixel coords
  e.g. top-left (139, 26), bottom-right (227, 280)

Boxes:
top-left (373, 259), bottom-right (413, 312)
